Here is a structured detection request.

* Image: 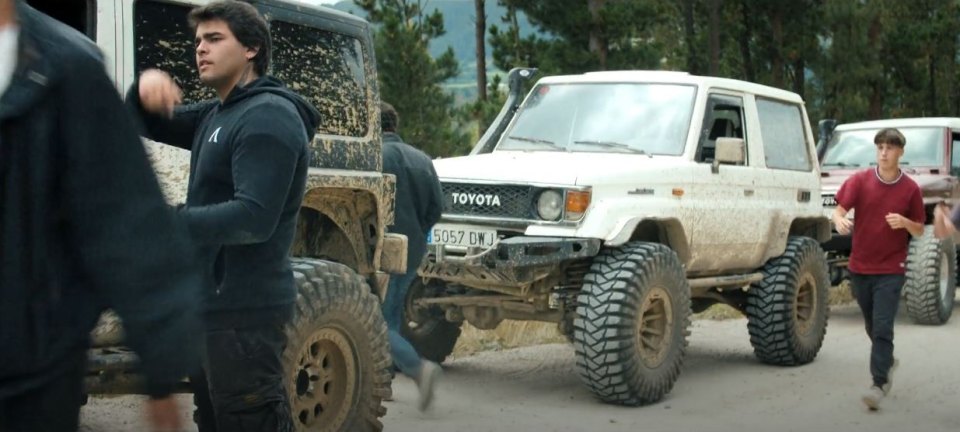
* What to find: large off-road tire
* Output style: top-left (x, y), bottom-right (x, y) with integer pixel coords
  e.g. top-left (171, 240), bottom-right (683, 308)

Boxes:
top-left (573, 242), bottom-right (691, 406)
top-left (904, 226), bottom-right (957, 325)
top-left (746, 236), bottom-right (830, 366)
top-left (285, 258), bottom-right (392, 432)
top-left (402, 278), bottom-right (461, 364)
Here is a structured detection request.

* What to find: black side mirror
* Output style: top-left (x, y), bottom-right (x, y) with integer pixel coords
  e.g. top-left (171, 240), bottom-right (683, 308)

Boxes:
top-left (816, 119), bottom-right (838, 162)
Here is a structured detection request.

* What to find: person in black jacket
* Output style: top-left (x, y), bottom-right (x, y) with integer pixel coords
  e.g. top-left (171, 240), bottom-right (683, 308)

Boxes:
top-left (380, 102), bottom-right (445, 411)
top-left (126, 2), bottom-right (320, 431)
top-left (0, 1), bottom-right (203, 431)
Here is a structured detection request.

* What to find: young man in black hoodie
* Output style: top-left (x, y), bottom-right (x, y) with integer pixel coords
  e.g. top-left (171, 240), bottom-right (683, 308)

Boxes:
top-left (127, 2), bottom-right (320, 430)
top-left (0, 1), bottom-right (202, 431)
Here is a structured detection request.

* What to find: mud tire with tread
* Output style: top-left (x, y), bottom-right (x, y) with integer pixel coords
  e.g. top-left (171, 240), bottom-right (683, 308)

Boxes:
top-left (573, 242), bottom-right (691, 406)
top-left (285, 258), bottom-right (392, 432)
top-left (746, 236), bottom-right (830, 366)
top-left (903, 226), bottom-right (957, 325)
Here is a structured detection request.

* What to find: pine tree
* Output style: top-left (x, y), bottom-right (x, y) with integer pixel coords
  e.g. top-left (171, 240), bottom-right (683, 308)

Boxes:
top-left (355, 0), bottom-right (470, 157)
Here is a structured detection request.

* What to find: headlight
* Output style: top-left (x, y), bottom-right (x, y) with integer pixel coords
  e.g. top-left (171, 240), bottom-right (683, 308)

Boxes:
top-left (537, 189), bottom-right (563, 221)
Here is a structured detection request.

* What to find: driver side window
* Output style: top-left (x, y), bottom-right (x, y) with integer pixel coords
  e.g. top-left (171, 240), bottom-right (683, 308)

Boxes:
top-left (696, 94), bottom-right (746, 164)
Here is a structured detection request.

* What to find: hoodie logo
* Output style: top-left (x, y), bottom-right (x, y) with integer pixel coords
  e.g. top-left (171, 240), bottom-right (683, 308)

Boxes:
top-left (208, 126), bottom-right (222, 143)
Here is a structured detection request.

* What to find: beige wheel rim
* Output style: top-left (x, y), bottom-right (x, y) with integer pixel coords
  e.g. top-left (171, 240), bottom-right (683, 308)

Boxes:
top-left (291, 327), bottom-right (357, 431)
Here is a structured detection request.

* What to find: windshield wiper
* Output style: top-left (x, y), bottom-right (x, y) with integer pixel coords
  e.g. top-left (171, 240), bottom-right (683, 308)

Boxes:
top-left (823, 162), bottom-right (859, 167)
top-left (573, 140), bottom-right (653, 157)
top-left (507, 135), bottom-right (565, 150)
top-left (869, 161), bottom-right (910, 165)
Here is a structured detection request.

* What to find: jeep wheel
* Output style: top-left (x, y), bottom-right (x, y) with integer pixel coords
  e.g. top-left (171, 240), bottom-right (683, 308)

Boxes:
top-left (904, 226), bottom-right (957, 325)
top-left (573, 242), bottom-right (691, 406)
top-left (746, 237), bottom-right (829, 365)
top-left (285, 258), bottom-right (391, 432)
top-left (403, 278), bottom-right (461, 363)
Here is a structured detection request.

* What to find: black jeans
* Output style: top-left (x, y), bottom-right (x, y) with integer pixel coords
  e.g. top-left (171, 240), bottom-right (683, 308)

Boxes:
top-left (850, 273), bottom-right (904, 388)
top-left (0, 349), bottom-right (86, 432)
top-left (192, 311), bottom-right (293, 432)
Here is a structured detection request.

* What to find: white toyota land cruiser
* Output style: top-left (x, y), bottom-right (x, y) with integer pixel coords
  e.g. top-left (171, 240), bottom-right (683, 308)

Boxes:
top-left (405, 69), bottom-right (832, 406)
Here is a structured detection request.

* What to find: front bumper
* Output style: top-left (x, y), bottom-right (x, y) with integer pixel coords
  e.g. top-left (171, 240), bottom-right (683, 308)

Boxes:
top-left (419, 236), bottom-right (601, 288)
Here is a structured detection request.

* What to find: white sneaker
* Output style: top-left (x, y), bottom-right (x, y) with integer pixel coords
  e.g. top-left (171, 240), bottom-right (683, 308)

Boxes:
top-left (417, 361), bottom-right (441, 412)
top-left (862, 385), bottom-right (885, 410)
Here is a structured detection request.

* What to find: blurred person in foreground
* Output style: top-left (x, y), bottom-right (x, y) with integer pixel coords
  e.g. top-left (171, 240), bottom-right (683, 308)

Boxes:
top-left (0, 1), bottom-right (202, 431)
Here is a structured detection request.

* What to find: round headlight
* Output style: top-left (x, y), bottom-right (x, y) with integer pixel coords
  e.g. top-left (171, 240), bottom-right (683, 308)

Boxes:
top-left (537, 190), bottom-right (563, 221)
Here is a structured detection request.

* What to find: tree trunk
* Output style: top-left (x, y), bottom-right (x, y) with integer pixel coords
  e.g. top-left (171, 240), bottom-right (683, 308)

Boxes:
top-left (928, 53), bottom-right (937, 115)
top-left (738, 0), bottom-right (754, 82)
top-left (793, 58), bottom-right (805, 97)
top-left (770, 6), bottom-right (784, 88)
top-left (475, 0), bottom-right (487, 101)
top-left (588, 0), bottom-right (608, 70)
top-left (708, 0), bottom-right (720, 75)
top-left (867, 13), bottom-right (883, 119)
top-left (684, 0), bottom-right (699, 74)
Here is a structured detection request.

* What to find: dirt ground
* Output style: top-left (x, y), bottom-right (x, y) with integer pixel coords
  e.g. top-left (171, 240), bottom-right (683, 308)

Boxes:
top-left (80, 301), bottom-right (960, 432)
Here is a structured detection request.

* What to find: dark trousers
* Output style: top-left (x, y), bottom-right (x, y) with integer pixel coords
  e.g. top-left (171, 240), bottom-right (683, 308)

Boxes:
top-left (850, 273), bottom-right (904, 388)
top-left (192, 312), bottom-right (293, 432)
top-left (0, 350), bottom-right (86, 432)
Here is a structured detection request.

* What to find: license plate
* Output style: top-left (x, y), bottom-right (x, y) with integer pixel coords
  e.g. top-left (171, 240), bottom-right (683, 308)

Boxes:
top-left (427, 224), bottom-right (496, 248)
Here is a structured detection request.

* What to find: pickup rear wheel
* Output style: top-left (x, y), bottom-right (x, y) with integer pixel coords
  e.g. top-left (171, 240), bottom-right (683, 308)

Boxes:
top-left (746, 237), bottom-right (830, 365)
top-left (573, 242), bottom-right (691, 406)
top-left (904, 226), bottom-right (957, 325)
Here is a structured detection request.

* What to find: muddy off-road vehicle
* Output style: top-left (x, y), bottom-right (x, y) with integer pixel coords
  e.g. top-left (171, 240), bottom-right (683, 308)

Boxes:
top-left (818, 118), bottom-right (960, 325)
top-left (405, 69), bottom-right (832, 406)
top-left (30, 1), bottom-right (404, 430)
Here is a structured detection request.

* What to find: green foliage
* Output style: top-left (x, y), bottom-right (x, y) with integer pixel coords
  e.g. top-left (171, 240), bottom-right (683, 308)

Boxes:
top-left (484, 0), bottom-right (960, 125)
top-left (489, 0), bottom-right (663, 74)
top-left (355, 0), bottom-right (470, 158)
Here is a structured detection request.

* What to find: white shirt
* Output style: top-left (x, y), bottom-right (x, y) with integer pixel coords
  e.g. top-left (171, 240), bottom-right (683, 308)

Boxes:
top-left (0, 25), bottom-right (19, 98)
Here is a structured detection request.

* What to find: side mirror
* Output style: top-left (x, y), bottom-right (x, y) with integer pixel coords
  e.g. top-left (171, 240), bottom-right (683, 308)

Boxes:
top-left (712, 137), bottom-right (745, 173)
top-left (817, 119), bottom-right (838, 161)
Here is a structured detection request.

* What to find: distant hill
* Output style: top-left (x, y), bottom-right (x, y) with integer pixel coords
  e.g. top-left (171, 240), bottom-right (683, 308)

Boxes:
top-left (329, 0), bottom-right (538, 86)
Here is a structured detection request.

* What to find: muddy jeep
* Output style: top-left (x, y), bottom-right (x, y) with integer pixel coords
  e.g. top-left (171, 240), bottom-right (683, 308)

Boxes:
top-left (32, 1), bottom-right (403, 430)
top-left (407, 69), bottom-right (832, 406)
top-left (818, 118), bottom-right (960, 325)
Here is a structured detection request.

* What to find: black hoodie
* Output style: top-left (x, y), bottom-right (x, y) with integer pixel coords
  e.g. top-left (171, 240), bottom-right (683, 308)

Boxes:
top-left (128, 76), bottom-right (321, 323)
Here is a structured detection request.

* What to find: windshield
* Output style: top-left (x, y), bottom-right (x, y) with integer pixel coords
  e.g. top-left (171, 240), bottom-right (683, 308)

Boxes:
top-left (822, 126), bottom-right (945, 168)
top-left (496, 83), bottom-right (697, 155)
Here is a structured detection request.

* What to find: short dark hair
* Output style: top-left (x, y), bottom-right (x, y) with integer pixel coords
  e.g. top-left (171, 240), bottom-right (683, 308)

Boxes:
top-left (381, 102), bottom-right (399, 133)
top-left (188, 1), bottom-right (271, 76)
top-left (874, 128), bottom-right (906, 148)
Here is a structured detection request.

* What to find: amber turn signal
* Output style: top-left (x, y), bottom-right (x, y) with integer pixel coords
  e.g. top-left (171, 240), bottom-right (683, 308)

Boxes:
top-left (565, 190), bottom-right (591, 220)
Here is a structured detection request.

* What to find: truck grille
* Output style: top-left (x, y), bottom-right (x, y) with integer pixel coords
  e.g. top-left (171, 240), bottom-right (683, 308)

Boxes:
top-left (442, 182), bottom-right (534, 219)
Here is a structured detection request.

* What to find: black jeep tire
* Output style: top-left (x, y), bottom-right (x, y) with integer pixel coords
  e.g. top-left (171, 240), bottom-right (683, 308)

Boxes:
top-left (904, 226), bottom-right (957, 325)
top-left (402, 278), bottom-right (461, 363)
top-left (285, 258), bottom-right (392, 432)
top-left (746, 237), bottom-right (830, 365)
top-left (573, 242), bottom-right (691, 406)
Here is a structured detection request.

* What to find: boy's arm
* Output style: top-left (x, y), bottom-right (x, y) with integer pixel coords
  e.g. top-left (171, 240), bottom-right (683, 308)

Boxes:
top-left (933, 203), bottom-right (954, 239)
